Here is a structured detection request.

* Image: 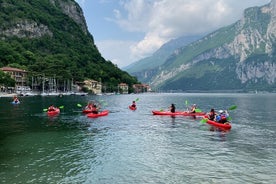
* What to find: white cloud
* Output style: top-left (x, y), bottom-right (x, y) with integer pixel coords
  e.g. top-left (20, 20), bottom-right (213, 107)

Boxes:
top-left (76, 0), bottom-right (270, 68)
top-left (111, 0), bottom-right (270, 65)
top-left (96, 40), bottom-right (137, 68)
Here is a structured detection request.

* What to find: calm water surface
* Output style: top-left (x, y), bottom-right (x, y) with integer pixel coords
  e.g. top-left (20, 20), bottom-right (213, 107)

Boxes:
top-left (0, 93), bottom-right (275, 184)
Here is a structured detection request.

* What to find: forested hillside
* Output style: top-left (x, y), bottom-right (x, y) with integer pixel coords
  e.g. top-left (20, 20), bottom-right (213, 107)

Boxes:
top-left (0, 0), bottom-right (138, 92)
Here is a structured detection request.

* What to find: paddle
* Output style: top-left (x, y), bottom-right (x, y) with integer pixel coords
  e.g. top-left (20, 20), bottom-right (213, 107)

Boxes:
top-left (200, 118), bottom-right (208, 123)
top-left (228, 105), bottom-right (237, 111)
top-left (77, 103), bottom-right (82, 107)
top-left (195, 108), bottom-right (202, 113)
top-left (135, 98), bottom-right (139, 102)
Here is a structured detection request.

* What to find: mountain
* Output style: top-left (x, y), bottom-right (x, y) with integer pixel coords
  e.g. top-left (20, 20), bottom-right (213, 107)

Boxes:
top-left (0, 0), bottom-right (138, 92)
top-left (128, 0), bottom-right (276, 92)
top-left (124, 35), bottom-right (202, 83)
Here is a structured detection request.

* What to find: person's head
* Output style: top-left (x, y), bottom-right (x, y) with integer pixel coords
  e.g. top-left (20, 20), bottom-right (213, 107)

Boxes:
top-left (133, 101), bottom-right (135, 103)
top-left (171, 103), bottom-right (175, 107)
top-left (210, 108), bottom-right (215, 112)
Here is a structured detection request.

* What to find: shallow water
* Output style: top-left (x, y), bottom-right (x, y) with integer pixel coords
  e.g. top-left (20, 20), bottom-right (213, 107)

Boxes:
top-left (0, 93), bottom-right (275, 183)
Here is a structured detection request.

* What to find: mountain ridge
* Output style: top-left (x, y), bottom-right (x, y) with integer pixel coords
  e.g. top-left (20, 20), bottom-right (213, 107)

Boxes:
top-left (126, 0), bottom-right (276, 92)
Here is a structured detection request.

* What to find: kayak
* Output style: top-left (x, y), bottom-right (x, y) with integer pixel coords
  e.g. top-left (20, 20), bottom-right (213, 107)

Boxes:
top-left (129, 106), bottom-right (137, 111)
top-left (82, 109), bottom-right (93, 113)
top-left (87, 110), bottom-right (109, 118)
top-left (11, 101), bottom-right (20, 104)
top-left (47, 108), bottom-right (60, 116)
top-left (205, 118), bottom-right (232, 130)
top-left (152, 110), bottom-right (206, 116)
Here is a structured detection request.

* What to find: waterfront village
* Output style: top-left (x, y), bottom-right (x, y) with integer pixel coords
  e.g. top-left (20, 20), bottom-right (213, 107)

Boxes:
top-left (0, 66), bottom-right (151, 97)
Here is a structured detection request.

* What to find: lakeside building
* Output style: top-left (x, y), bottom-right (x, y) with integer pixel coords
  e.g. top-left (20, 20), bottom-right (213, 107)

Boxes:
top-left (1, 67), bottom-right (28, 93)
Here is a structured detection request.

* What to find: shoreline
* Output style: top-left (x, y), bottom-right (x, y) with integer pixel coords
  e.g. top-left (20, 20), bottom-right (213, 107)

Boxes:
top-left (0, 93), bottom-right (18, 97)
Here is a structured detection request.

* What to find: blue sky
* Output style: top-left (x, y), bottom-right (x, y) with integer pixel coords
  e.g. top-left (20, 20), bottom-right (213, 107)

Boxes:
top-left (76, 0), bottom-right (270, 68)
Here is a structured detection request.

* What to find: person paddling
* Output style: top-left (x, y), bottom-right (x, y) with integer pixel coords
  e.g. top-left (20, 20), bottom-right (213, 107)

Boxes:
top-left (190, 104), bottom-right (197, 113)
top-left (170, 104), bottom-right (176, 113)
top-left (13, 96), bottom-right (19, 103)
top-left (207, 108), bottom-right (217, 121)
top-left (91, 104), bottom-right (100, 114)
top-left (48, 104), bottom-right (56, 112)
top-left (85, 101), bottom-right (93, 110)
top-left (131, 101), bottom-right (136, 108)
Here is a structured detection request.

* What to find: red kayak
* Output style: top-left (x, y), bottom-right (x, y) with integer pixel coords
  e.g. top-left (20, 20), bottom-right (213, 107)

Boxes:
top-left (129, 106), bottom-right (137, 111)
top-left (87, 110), bottom-right (109, 118)
top-left (206, 119), bottom-right (232, 130)
top-left (82, 109), bottom-right (93, 113)
top-left (202, 115), bottom-right (232, 130)
top-left (47, 108), bottom-right (60, 116)
top-left (152, 110), bottom-right (206, 116)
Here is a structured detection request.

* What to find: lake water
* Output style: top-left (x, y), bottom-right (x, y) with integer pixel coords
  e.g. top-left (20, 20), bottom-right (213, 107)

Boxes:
top-left (0, 93), bottom-right (275, 184)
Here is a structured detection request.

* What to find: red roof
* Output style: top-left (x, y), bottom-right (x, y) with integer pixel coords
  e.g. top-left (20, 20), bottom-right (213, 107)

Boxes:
top-left (1, 67), bottom-right (27, 73)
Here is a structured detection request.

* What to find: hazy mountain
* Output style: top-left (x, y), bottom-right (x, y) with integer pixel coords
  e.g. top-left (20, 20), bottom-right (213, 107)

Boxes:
top-left (127, 0), bottom-right (276, 92)
top-left (123, 35), bottom-right (202, 83)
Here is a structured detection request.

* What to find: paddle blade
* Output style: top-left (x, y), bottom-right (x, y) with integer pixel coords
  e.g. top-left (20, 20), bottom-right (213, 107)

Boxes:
top-left (228, 105), bottom-right (237, 110)
top-left (59, 105), bottom-right (64, 109)
top-left (195, 108), bottom-right (202, 112)
top-left (135, 98), bottom-right (139, 102)
top-left (77, 104), bottom-right (82, 107)
top-left (227, 116), bottom-right (232, 121)
top-left (200, 118), bottom-right (208, 123)
top-left (43, 108), bottom-right (48, 112)
top-left (185, 100), bottom-right (188, 105)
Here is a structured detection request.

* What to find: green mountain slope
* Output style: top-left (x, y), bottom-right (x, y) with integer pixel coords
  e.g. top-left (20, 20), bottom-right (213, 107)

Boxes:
top-left (0, 0), bottom-right (138, 92)
top-left (151, 1), bottom-right (276, 92)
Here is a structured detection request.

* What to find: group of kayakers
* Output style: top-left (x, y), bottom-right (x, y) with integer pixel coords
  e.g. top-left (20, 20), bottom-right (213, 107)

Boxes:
top-left (207, 109), bottom-right (229, 124)
top-left (169, 103), bottom-right (230, 124)
top-left (169, 103), bottom-right (198, 113)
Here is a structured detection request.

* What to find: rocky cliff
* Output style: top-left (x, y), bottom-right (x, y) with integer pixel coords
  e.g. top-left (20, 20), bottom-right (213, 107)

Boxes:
top-left (148, 0), bottom-right (276, 91)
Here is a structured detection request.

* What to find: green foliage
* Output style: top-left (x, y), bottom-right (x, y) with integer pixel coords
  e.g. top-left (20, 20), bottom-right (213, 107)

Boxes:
top-left (0, 0), bottom-right (138, 92)
top-left (0, 71), bottom-right (16, 87)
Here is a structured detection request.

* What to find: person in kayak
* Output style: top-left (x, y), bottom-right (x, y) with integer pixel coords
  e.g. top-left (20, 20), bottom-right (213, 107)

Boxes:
top-left (48, 104), bottom-right (56, 112)
top-left (131, 101), bottom-right (136, 108)
top-left (207, 108), bottom-right (217, 121)
top-left (85, 102), bottom-right (93, 110)
top-left (91, 104), bottom-right (100, 114)
top-left (190, 104), bottom-right (197, 113)
top-left (216, 110), bottom-right (229, 124)
top-left (13, 96), bottom-right (19, 103)
top-left (170, 104), bottom-right (176, 113)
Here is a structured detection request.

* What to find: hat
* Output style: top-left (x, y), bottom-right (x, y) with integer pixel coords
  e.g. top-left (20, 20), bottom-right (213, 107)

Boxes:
top-left (218, 110), bottom-right (223, 114)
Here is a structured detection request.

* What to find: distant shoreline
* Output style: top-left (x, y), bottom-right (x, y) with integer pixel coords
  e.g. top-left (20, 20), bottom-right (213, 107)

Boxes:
top-left (0, 93), bottom-right (18, 97)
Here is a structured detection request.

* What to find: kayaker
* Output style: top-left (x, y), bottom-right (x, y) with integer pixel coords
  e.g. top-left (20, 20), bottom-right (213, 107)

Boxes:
top-left (13, 96), bottom-right (19, 103)
top-left (85, 102), bottom-right (93, 110)
top-left (48, 104), bottom-right (56, 112)
top-left (190, 104), bottom-right (197, 113)
top-left (91, 104), bottom-right (100, 114)
top-left (207, 108), bottom-right (217, 121)
top-left (216, 110), bottom-right (229, 124)
top-left (131, 101), bottom-right (136, 108)
top-left (170, 104), bottom-right (175, 113)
